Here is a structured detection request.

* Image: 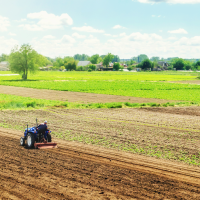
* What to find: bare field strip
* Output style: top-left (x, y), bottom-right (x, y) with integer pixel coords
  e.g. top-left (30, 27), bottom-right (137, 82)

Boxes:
top-left (1, 127), bottom-right (200, 199)
top-left (1, 107), bottom-right (200, 164)
top-left (0, 85), bottom-right (176, 103)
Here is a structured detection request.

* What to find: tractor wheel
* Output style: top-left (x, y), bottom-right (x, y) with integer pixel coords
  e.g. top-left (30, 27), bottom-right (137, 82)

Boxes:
top-left (26, 133), bottom-right (35, 149)
top-left (47, 133), bottom-right (52, 142)
top-left (20, 137), bottom-right (25, 146)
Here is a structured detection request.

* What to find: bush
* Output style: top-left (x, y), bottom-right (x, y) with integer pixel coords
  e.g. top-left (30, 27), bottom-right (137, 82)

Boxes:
top-left (88, 64), bottom-right (96, 71)
top-left (167, 66), bottom-right (174, 70)
top-left (140, 59), bottom-right (152, 70)
top-left (65, 60), bottom-right (77, 71)
top-left (60, 66), bottom-right (65, 71)
top-left (76, 66), bottom-right (87, 71)
top-left (127, 66), bottom-right (133, 71)
top-left (113, 63), bottom-right (120, 71)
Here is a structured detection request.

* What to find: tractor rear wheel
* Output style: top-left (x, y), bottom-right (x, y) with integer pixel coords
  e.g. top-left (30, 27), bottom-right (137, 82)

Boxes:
top-left (20, 137), bottom-right (25, 146)
top-left (47, 133), bottom-right (52, 142)
top-left (26, 133), bottom-right (35, 149)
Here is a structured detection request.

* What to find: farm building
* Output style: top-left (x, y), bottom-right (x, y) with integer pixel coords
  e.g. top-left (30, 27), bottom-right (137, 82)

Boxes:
top-left (96, 62), bottom-right (113, 71)
top-left (0, 61), bottom-right (9, 71)
top-left (77, 61), bottom-right (91, 67)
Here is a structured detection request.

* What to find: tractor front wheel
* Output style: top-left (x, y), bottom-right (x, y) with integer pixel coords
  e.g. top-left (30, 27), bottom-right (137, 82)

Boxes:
top-left (20, 137), bottom-right (25, 146)
top-left (26, 133), bottom-right (35, 149)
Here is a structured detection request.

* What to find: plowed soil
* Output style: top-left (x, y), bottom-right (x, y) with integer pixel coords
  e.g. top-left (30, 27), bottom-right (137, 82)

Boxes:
top-left (0, 85), bottom-right (175, 103)
top-left (1, 128), bottom-right (200, 200)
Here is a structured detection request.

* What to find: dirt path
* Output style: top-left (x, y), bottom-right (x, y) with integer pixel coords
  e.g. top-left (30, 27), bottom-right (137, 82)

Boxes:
top-left (0, 85), bottom-right (175, 103)
top-left (1, 127), bottom-right (200, 200)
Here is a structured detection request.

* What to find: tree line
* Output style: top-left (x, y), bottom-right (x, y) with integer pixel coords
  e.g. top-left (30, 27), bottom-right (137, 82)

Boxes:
top-left (2, 44), bottom-right (200, 80)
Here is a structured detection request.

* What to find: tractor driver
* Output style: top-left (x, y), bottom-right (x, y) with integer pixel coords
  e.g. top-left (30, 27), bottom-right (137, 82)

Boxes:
top-left (37, 121), bottom-right (48, 136)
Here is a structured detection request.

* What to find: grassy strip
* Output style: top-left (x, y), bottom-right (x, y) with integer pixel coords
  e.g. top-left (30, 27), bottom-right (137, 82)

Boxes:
top-left (0, 94), bottom-right (197, 110)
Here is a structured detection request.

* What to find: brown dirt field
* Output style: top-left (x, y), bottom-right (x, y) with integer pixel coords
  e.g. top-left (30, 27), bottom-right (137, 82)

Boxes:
top-left (0, 85), bottom-right (175, 103)
top-left (0, 107), bottom-right (200, 164)
top-left (1, 127), bottom-right (200, 200)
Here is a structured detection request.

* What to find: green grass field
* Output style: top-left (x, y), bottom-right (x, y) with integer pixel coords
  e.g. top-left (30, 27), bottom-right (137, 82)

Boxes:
top-left (0, 93), bottom-right (194, 110)
top-left (1, 71), bottom-right (200, 102)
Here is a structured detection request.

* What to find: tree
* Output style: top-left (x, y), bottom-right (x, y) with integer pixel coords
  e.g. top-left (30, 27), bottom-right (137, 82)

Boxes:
top-left (140, 59), bottom-right (152, 70)
top-left (195, 61), bottom-right (200, 68)
top-left (127, 66), bottom-right (133, 71)
top-left (112, 55), bottom-right (120, 62)
top-left (137, 54), bottom-right (148, 63)
top-left (171, 58), bottom-right (185, 70)
top-left (183, 60), bottom-right (192, 70)
top-left (131, 56), bottom-right (138, 62)
top-left (90, 54), bottom-right (100, 64)
top-left (53, 57), bottom-right (64, 69)
top-left (103, 53), bottom-right (114, 68)
top-left (113, 62), bottom-right (120, 71)
top-left (88, 64), bottom-right (96, 71)
top-left (0, 53), bottom-right (9, 62)
top-left (126, 60), bottom-right (136, 66)
top-left (150, 57), bottom-right (159, 62)
top-left (100, 55), bottom-right (106, 59)
top-left (9, 44), bottom-right (41, 80)
top-left (73, 54), bottom-right (89, 61)
top-left (65, 60), bottom-right (78, 71)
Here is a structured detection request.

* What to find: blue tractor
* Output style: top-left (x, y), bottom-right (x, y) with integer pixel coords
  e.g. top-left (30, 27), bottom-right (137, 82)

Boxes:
top-left (20, 119), bottom-right (57, 149)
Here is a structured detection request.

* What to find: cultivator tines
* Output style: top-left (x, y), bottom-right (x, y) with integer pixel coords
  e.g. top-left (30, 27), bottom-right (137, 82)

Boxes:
top-left (34, 142), bottom-right (58, 149)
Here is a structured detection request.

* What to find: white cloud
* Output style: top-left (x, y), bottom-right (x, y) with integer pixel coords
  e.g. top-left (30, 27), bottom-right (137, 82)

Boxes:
top-left (0, 15), bottom-right (10, 31)
top-left (168, 28), bottom-right (188, 34)
top-left (9, 32), bottom-right (16, 36)
top-left (128, 32), bottom-right (162, 41)
top-left (168, 37), bottom-right (176, 40)
top-left (104, 34), bottom-right (112, 36)
top-left (19, 11), bottom-right (73, 31)
top-left (72, 26), bottom-right (104, 33)
top-left (175, 36), bottom-right (200, 46)
top-left (14, 18), bottom-right (27, 22)
top-left (61, 35), bottom-right (76, 43)
top-left (113, 25), bottom-right (126, 29)
top-left (119, 32), bottom-right (127, 37)
top-left (19, 24), bottom-right (43, 31)
top-left (0, 36), bottom-right (18, 54)
top-left (43, 35), bottom-right (55, 39)
top-left (137, 0), bottom-right (200, 4)
top-left (104, 34), bottom-right (118, 37)
top-left (72, 32), bottom-right (86, 39)
top-left (28, 31), bottom-right (200, 60)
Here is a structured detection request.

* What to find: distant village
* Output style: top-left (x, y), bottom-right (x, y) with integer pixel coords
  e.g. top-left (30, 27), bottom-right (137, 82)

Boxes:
top-left (0, 53), bottom-right (200, 72)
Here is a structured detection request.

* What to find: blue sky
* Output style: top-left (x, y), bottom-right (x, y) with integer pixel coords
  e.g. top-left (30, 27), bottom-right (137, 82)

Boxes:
top-left (0, 0), bottom-right (200, 59)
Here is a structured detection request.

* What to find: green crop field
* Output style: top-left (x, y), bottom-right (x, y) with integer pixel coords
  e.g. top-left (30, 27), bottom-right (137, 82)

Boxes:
top-left (1, 71), bottom-right (200, 102)
top-left (0, 93), bottom-right (193, 110)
